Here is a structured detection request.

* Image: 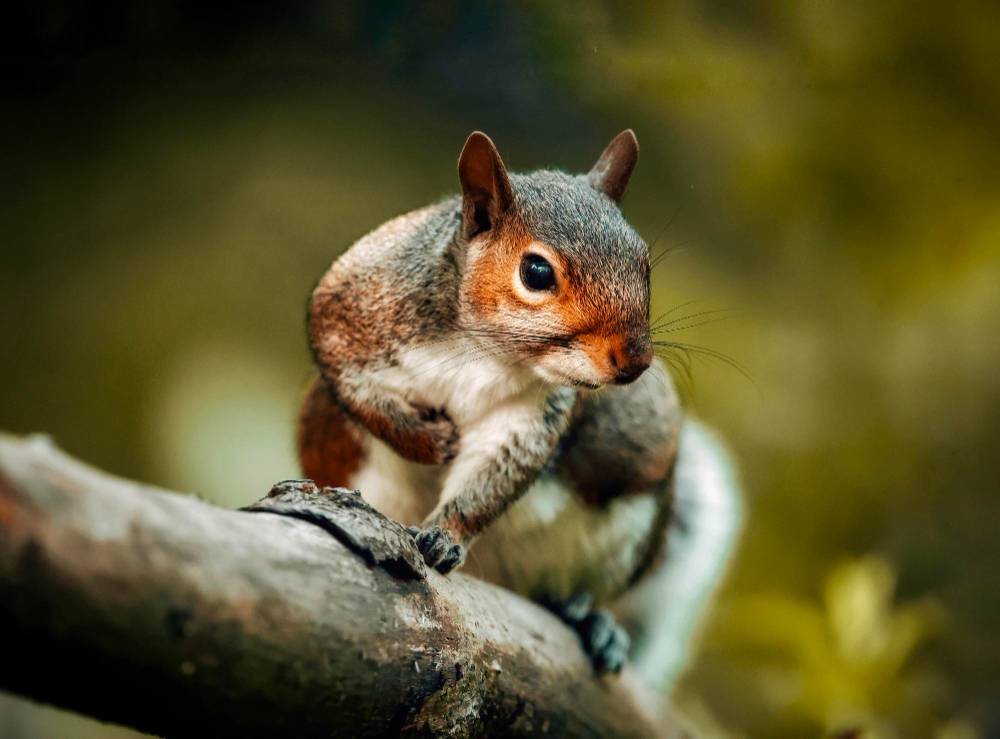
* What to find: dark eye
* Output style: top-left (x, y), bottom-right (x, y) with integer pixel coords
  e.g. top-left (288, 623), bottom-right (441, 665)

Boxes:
top-left (520, 254), bottom-right (556, 291)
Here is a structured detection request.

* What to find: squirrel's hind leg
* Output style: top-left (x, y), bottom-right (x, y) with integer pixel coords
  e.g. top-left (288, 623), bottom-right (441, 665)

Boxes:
top-left (539, 592), bottom-right (631, 675)
top-left (297, 375), bottom-right (368, 488)
top-left (613, 420), bottom-right (743, 692)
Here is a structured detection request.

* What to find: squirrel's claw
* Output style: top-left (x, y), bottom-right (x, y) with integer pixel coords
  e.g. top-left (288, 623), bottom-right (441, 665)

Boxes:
top-left (409, 404), bottom-right (460, 464)
top-left (540, 593), bottom-right (630, 675)
top-left (407, 525), bottom-right (465, 574)
top-left (577, 610), bottom-right (630, 674)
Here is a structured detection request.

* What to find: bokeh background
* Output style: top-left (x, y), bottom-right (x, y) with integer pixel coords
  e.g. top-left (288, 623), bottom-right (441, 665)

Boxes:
top-left (2, 2), bottom-right (999, 737)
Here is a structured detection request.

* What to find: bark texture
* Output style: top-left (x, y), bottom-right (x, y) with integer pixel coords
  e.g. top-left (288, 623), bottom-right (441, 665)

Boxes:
top-left (0, 433), bottom-right (676, 738)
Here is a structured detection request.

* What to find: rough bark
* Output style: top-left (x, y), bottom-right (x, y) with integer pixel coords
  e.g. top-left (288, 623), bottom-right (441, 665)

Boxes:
top-left (0, 433), bottom-right (674, 738)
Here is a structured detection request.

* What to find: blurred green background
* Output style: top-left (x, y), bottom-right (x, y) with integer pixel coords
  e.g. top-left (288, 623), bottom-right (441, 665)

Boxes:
top-left (2, 2), bottom-right (998, 737)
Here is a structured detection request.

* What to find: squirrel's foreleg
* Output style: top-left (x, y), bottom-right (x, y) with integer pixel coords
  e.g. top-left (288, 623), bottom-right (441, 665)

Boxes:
top-left (330, 368), bottom-right (460, 466)
top-left (413, 387), bottom-right (576, 573)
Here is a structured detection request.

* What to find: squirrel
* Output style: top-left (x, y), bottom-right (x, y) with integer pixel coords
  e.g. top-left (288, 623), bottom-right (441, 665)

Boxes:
top-left (297, 130), bottom-right (742, 686)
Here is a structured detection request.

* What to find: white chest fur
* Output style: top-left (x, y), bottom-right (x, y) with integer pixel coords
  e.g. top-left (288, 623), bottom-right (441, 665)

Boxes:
top-left (349, 336), bottom-right (660, 603)
top-left (375, 337), bottom-right (541, 426)
top-left (350, 337), bottom-right (549, 522)
top-left (465, 478), bottom-right (659, 602)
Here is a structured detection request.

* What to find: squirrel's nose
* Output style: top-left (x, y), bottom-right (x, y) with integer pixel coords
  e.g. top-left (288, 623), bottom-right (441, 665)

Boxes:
top-left (609, 337), bottom-right (652, 385)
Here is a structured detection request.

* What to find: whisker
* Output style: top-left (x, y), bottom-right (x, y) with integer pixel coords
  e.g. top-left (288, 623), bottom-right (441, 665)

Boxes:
top-left (654, 340), bottom-right (756, 388)
top-left (651, 316), bottom-right (735, 336)
top-left (650, 240), bottom-right (691, 270)
top-left (651, 309), bottom-right (734, 336)
top-left (650, 300), bottom-right (702, 331)
top-left (646, 202), bottom-right (685, 270)
top-left (408, 344), bottom-right (517, 379)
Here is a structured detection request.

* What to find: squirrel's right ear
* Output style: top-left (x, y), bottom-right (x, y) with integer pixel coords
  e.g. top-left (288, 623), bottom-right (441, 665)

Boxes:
top-left (458, 131), bottom-right (515, 238)
top-left (588, 129), bottom-right (639, 203)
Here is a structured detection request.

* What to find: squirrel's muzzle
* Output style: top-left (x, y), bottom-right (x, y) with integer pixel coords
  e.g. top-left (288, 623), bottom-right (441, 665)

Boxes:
top-left (610, 334), bottom-right (652, 385)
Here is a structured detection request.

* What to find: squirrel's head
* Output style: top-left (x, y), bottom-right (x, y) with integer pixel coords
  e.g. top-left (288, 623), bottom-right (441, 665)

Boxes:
top-left (456, 130), bottom-right (652, 389)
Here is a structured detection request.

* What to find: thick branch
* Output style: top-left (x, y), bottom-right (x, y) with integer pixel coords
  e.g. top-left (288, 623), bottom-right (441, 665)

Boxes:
top-left (0, 433), bottom-right (672, 738)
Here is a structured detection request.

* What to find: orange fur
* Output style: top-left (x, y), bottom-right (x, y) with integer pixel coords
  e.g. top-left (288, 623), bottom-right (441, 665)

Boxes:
top-left (297, 376), bottom-right (366, 487)
top-left (354, 406), bottom-right (451, 465)
top-left (467, 232), bottom-right (643, 381)
top-left (465, 222), bottom-right (533, 313)
top-left (575, 331), bottom-right (619, 378)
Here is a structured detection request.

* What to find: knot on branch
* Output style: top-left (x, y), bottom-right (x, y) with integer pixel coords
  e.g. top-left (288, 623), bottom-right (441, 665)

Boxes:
top-left (242, 479), bottom-right (427, 579)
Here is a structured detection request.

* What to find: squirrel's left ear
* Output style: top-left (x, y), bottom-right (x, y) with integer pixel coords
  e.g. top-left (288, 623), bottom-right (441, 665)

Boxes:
top-left (458, 131), bottom-right (516, 238)
top-left (588, 129), bottom-right (639, 203)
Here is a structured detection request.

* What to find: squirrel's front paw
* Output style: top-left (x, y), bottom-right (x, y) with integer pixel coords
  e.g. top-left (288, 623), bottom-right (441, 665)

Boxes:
top-left (411, 404), bottom-right (460, 464)
top-left (406, 525), bottom-right (465, 574)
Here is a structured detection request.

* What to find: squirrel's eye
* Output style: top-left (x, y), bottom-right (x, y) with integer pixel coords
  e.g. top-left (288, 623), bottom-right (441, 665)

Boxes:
top-left (520, 254), bottom-right (556, 291)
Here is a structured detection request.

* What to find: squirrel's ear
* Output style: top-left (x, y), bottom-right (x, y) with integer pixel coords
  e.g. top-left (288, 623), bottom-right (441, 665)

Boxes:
top-left (458, 131), bottom-right (515, 238)
top-left (587, 129), bottom-right (639, 203)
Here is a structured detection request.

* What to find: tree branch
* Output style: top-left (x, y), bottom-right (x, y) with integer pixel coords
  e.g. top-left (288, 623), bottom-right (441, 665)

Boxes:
top-left (0, 433), bottom-right (675, 738)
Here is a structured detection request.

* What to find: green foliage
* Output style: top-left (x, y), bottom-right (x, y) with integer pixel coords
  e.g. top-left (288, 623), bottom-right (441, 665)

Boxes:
top-left (686, 555), bottom-right (955, 737)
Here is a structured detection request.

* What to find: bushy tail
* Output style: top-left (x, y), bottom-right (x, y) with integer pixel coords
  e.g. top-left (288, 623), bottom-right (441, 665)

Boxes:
top-left (622, 419), bottom-right (744, 693)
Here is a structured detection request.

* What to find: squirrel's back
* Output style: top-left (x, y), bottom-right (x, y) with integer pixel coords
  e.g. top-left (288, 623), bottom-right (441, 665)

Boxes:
top-left (311, 199), bottom-right (463, 358)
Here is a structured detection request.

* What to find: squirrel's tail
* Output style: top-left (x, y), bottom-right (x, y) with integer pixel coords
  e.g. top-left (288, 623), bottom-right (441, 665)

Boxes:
top-left (619, 418), bottom-right (744, 693)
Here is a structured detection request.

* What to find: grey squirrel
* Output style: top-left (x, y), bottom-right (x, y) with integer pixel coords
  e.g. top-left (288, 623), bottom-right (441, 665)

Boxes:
top-left (297, 130), bottom-right (742, 688)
